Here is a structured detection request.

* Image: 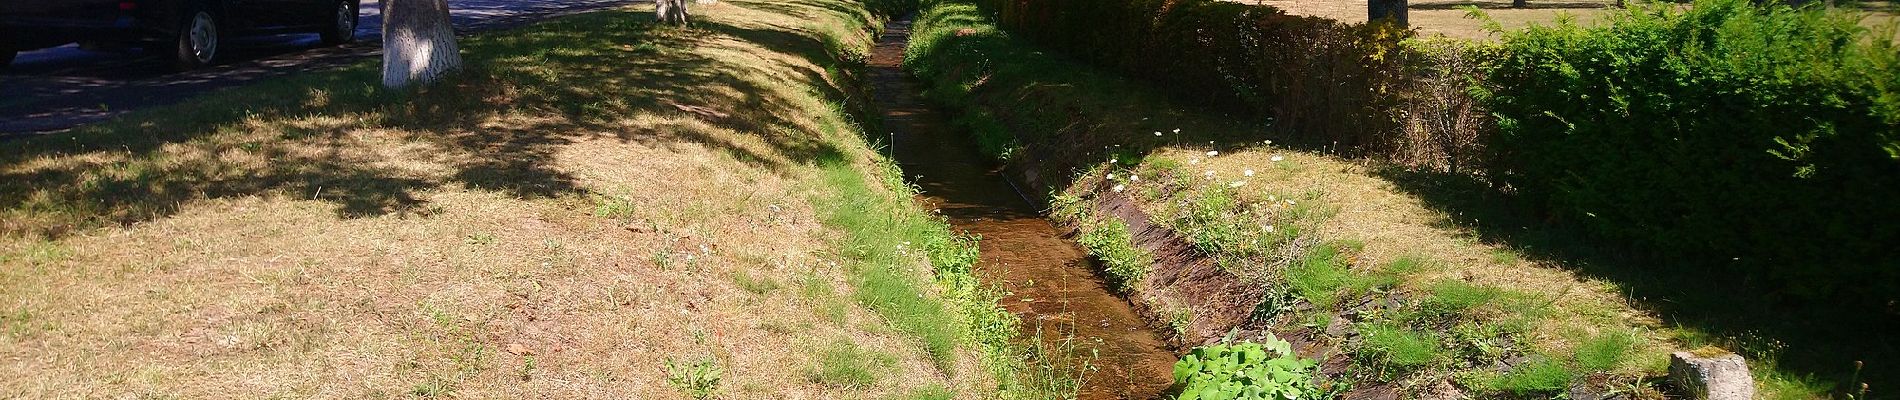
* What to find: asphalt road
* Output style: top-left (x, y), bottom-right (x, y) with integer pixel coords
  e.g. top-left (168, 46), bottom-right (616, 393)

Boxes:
top-left (0, 0), bottom-right (641, 135)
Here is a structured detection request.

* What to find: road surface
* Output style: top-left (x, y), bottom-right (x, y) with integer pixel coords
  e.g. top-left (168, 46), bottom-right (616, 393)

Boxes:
top-left (0, 0), bottom-right (640, 135)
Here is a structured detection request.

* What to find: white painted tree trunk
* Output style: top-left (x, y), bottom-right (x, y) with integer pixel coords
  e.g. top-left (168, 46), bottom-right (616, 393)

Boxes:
top-left (656, 0), bottom-right (690, 26)
top-left (382, 0), bottom-right (463, 88)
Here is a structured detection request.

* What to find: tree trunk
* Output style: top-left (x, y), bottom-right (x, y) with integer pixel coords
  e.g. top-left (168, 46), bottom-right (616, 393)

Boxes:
top-left (382, 0), bottom-right (462, 89)
top-left (657, 0), bottom-right (690, 26)
top-left (1369, 0), bottom-right (1408, 27)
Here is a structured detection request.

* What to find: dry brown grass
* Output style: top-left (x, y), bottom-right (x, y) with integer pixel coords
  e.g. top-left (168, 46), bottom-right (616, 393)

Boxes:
top-left (0, 1), bottom-right (993, 398)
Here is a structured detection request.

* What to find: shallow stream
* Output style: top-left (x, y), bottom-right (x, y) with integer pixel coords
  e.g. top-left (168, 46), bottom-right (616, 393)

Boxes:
top-left (870, 17), bottom-right (1178, 400)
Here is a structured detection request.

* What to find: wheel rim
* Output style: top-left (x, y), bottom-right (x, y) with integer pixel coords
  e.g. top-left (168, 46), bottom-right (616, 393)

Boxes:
top-left (188, 12), bottom-right (217, 62)
top-left (335, 3), bottom-right (355, 39)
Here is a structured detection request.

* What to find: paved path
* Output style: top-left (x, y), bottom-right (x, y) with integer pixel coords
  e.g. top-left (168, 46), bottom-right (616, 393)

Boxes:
top-left (0, 0), bottom-right (640, 135)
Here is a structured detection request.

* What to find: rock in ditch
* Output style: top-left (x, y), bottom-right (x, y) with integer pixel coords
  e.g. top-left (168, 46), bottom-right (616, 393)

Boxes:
top-left (1669, 350), bottom-right (1755, 400)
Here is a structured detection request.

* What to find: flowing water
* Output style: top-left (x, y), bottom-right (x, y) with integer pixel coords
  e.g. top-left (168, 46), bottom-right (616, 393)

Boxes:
top-left (870, 18), bottom-right (1177, 400)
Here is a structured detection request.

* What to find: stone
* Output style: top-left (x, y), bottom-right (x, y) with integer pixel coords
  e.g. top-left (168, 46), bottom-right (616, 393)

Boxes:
top-left (1669, 350), bottom-right (1755, 400)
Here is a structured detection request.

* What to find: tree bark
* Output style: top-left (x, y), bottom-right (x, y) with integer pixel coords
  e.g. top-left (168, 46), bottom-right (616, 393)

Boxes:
top-left (382, 0), bottom-right (462, 89)
top-left (657, 0), bottom-right (690, 26)
top-left (1369, 0), bottom-right (1408, 27)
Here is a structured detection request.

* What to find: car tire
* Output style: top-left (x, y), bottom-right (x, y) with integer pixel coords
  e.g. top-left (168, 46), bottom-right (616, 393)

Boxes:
top-left (171, 6), bottom-right (220, 70)
top-left (320, 1), bottom-right (358, 46)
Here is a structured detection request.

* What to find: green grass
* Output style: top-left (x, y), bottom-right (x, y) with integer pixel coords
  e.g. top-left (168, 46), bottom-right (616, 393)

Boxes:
top-left (1418, 280), bottom-right (1502, 320)
top-left (1490, 357), bottom-right (1571, 396)
top-left (889, 385), bottom-right (956, 400)
top-left (1359, 323), bottom-right (1443, 372)
top-left (1286, 241), bottom-right (1381, 309)
top-left (798, 273), bottom-right (850, 325)
top-left (1574, 330), bottom-right (1637, 372)
top-left (807, 141), bottom-right (1074, 399)
top-left (810, 341), bottom-right (895, 388)
top-left (730, 269), bottom-right (781, 295)
top-left (814, 158), bottom-right (960, 368)
top-left (1073, 213), bottom-right (1151, 292)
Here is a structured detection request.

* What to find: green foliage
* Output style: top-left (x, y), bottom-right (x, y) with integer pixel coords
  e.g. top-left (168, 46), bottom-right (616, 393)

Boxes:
top-left (1418, 280), bottom-right (1502, 320)
top-left (1358, 323), bottom-right (1443, 371)
top-left (1285, 241), bottom-right (1376, 309)
top-left (731, 269), bottom-right (781, 295)
top-left (811, 341), bottom-right (895, 388)
top-left (1483, 0), bottom-right (1900, 303)
top-left (1173, 187), bottom-right (1302, 263)
top-left (963, 0), bottom-right (1417, 154)
top-left (1073, 209), bottom-right (1153, 292)
top-left (1490, 357), bottom-right (1572, 396)
top-left (1171, 336), bottom-right (1323, 400)
top-left (665, 357), bottom-right (723, 400)
top-left (1574, 330), bottom-right (1637, 372)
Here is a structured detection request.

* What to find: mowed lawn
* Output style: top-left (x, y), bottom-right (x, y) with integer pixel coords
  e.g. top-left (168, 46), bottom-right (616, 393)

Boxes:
top-left (0, 1), bottom-right (1000, 398)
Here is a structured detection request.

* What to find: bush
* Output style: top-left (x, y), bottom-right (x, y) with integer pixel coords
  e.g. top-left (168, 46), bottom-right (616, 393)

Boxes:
top-left (1482, 0), bottom-right (1900, 303)
top-left (1171, 336), bottom-right (1323, 400)
top-left (971, 0), bottom-right (1419, 155)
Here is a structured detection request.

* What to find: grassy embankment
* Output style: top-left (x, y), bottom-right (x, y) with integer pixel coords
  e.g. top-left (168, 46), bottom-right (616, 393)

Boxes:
top-left (0, 0), bottom-right (1064, 398)
top-left (905, 0), bottom-right (1841, 398)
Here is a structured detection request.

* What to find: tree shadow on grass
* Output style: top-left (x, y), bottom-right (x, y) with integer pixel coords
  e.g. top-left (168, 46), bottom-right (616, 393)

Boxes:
top-left (1372, 167), bottom-right (1898, 395)
top-left (0, 4), bottom-right (873, 241)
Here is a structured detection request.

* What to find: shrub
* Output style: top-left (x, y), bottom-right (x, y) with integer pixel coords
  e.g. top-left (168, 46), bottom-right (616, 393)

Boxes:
top-left (1482, 0), bottom-right (1900, 303)
top-left (1171, 336), bottom-right (1323, 400)
top-left (968, 0), bottom-right (1419, 156)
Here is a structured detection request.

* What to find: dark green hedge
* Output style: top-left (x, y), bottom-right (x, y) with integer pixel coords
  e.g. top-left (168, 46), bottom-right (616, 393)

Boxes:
top-left (978, 0), bottom-right (1418, 154)
top-left (1482, 0), bottom-right (1900, 301)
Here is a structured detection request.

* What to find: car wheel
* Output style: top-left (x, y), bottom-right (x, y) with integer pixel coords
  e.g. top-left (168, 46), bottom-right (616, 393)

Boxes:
top-left (320, 1), bottom-right (358, 46)
top-left (171, 7), bottom-right (219, 70)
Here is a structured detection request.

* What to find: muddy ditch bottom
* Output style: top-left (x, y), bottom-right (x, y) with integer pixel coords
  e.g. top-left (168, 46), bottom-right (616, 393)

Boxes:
top-left (869, 17), bottom-right (1177, 400)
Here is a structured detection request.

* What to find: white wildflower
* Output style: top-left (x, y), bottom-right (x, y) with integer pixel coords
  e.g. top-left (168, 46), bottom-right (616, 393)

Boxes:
top-left (1203, 170), bottom-right (1216, 177)
top-left (1129, 174), bottom-right (1139, 182)
top-left (1271, 155), bottom-right (1285, 162)
top-left (1263, 225), bottom-right (1275, 233)
top-left (1229, 181), bottom-right (1246, 188)
top-left (1206, 150), bottom-right (1220, 157)
top-left (1112, 184), bottom-right (1126, 192)
top-left (1154, 131), bottom-right (1163, 136)
top-left (1173, 128), bottom-right (1182, 133)
top-left (1107, 173), bottom-right (1117, 180)
top-left (1243, 169), bottom-right (1255, 177)
top-left (1189, 158), bottom-right (1200, 165)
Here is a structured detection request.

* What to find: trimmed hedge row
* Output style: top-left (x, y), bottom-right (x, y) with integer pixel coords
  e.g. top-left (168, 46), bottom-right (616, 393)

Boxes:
top-left (978, 0), bottom-right (1417, 154)
top-left (1483, 0), bottom-right (1900, 301)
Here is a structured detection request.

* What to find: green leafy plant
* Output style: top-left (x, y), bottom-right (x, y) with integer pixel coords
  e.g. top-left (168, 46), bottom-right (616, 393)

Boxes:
top-left (1171, 335), bottom-right (1322, 400)
top-left (1075, 213), bottom-right (1152, 292)
top-left (664, 357), bottom-right (723, 400)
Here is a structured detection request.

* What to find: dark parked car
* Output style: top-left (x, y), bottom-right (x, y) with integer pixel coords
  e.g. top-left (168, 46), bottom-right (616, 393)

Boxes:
top-left (1, 0), bottom-right (361, 70)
